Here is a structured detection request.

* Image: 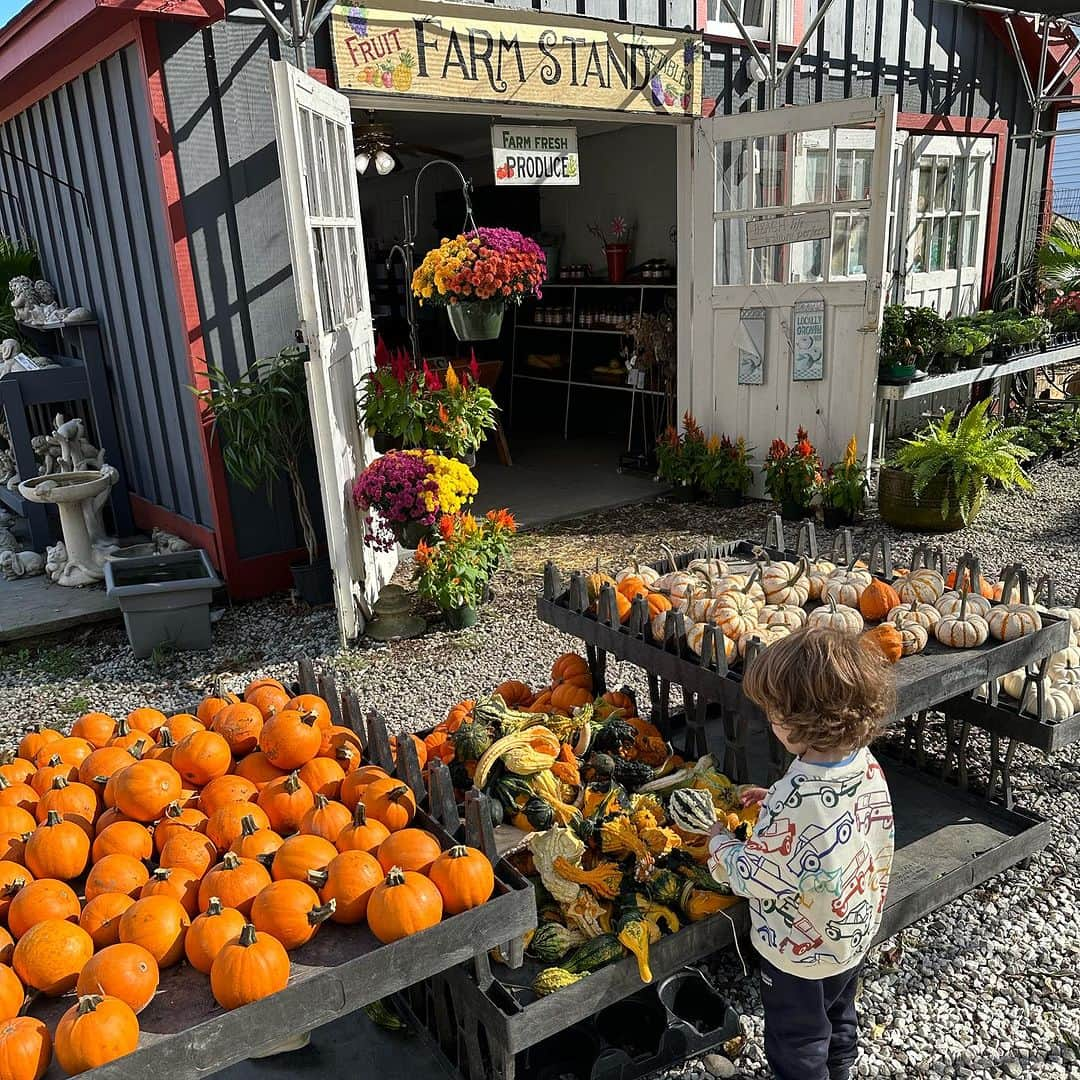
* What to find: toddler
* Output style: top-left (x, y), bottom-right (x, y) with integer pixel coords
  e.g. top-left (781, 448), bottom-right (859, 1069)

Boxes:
top-left (707, 627), bottom-right (895, 1080)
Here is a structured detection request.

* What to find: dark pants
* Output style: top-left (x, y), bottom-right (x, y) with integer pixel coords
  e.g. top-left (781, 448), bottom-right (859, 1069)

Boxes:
top-left (758, 956), bottom-right (861, 1080)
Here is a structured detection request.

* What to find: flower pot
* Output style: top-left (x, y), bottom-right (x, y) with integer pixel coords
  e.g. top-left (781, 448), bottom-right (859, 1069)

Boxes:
top-left (372, 432), bottom-right (404, 454)
top-left (444, 603), bottom-right (478, 630)
top-left (456, 450), bottom-right (477, 468)
top-left (877, 466), bottom-right (984, 532)
top-left (710, 488), bottom-right (744, 509)
top-left (664, 484), bottom-right (697, 503)
top-left (605, 243), bottom-right (631, 284)
top-left (291, 557), bottom-right (334, 605)
top-left (393, 520), bottom-right (432, 549)
top-left (822, 505), bottom-right (858, 529)
top-left (447, 301), bottom-right (505, 342)
top-left (878, 361), bottom-right (919, 384)
top-left (778, 499), bottom-right (812, 521)
top-left (935, 353), bottom-right (960, 374)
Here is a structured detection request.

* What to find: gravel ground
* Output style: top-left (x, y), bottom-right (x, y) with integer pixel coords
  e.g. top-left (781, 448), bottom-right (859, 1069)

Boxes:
top-left (1, 457), bottom-right (1079, 1079)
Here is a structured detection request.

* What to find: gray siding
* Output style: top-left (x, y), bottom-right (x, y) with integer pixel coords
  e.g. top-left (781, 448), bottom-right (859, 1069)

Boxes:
top-left (0, 45), bottom-right (213, 528)
top-left (703, 1), bottom-right (1048, 294)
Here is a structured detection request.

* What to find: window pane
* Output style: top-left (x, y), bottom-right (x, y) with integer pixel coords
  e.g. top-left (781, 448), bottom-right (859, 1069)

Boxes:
top-left (790, 239), bottom-right (824, 283)
top-left (715, 219), bottom-right (748, 285)
top-left (716, 140), bottom-right (749, 212)
top-left (299, 108), bottom-right (318, 215)
top-left (793, 131), bottom-right (829, 205)
top-left (962, 216), bottom-right (978, 267)
top-left (831, 215), bottom-right (849, 277)
top-left (966, 158), bottom-right (983, 211)
top-left (933, 160), bottom-right (948, 211)
top-left (754, 135), bottom-right (787, 209)
top-left (851, 149), bottom-right (873, 200)
top-left (831, 213), bottom-right (868, 277)
top-left (751, 245), bottom-right (783, 285)
top-left (911, 220), bottom-right (928, 273)
top-left (929, 218), bottom-right (945, 270)
top-left (835, 151), bottom-right (853, 201)
top-left (949, 159), bottom-right (964, 212)
top-left (946, 218), bottom-right (960, 270)
top-left (917, 164), bottom-right (932, 213)
top-left (312, 228), bottom-right (332, 329)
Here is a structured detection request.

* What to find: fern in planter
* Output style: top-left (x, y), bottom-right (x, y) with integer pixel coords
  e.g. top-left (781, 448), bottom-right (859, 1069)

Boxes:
top-left (892, 400), bottom-right (1033, 523)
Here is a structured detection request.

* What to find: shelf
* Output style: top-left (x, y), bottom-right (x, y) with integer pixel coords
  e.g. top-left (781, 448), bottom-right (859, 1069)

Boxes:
top-left (518, 324), bottom-right (631, 335)
top-left (512, 372), bottom-right (664, 396)
top-left (544, 282), bottom-right (675, 289)
top-left (513, 372), bottom-right (569, 386)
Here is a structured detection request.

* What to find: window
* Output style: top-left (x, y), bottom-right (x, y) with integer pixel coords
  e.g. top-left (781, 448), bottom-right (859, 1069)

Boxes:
top-left (706, 0), bottom-right (794, 43)
top-left (908, 152), bottom-right (985, 274)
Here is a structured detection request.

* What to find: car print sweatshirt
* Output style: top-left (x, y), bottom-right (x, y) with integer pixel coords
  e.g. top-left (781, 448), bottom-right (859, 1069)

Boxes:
top-left (707, 747), bottom-right (894, 978)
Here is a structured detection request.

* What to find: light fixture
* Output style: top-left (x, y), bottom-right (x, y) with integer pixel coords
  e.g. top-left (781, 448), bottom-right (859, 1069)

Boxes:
top-left (354, 111), bottom-right (401, 177)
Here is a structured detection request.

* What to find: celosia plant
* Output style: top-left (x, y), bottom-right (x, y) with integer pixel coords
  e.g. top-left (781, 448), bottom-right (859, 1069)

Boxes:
top-left (819, 435), bottom-right (868, 518)
top-left (762, 426), bottom-right (822, 512)
top-left (412, 228), bottom-right (546, 307)
top-left (351, 450), bottom-right (477, 551)
top-left (414, 509), bottom-right (517, 612)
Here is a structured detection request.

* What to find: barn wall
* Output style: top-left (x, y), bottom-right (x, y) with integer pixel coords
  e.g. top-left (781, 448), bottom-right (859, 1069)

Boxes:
top-left (0, 44), bottom-right (214, 529)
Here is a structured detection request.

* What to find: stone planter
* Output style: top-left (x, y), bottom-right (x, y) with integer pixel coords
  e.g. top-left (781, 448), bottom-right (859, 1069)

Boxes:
top-left (105, 549), bottom-right (221, 658)
top-left (877, 466), bottom-right (983, 532)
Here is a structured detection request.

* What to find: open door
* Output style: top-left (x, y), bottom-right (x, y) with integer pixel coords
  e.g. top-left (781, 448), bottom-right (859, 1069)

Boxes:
top-left (270, 60), bottom-right (395, 641)
top-left (688, 95), bottom-right (897, 473)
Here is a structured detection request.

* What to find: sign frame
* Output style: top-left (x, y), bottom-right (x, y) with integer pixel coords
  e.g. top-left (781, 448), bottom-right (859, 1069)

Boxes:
top-left (491, 124), bottom-right (579, 186)
top-left (745, 210), bottom-right (832, 250)
top-left (792, 298), bottom-right (825, 381)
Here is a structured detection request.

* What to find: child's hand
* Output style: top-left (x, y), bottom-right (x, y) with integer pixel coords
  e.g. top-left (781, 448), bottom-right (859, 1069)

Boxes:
top-left (739, 786), bottom-right (769, 807)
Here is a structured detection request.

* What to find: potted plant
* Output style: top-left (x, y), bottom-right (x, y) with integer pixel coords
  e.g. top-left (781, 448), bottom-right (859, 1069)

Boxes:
top-left (196, 348), bottom-right (329, 605)
top-left (412, 227), bottom-right (546, 341)
top-left (352, 450), bottom-right (477, 551)
top-left (656, 413), bottom-right (707, 499)
top-left (426, 361), bottom-right (499, 466)
top-left (878, 305), bottom-right (921, 383)
top-left (588, 217), bottom-right (635, 284)
top-left (697, 433), bottom-right (753, 507)
top-left (878, 399), bottom-right (1032, 532)
top-left (762, 427), bottom-right (822, 520)
top-left (414, 508), bottom-right (516, 628)
top-left (818, 436), bottom-right (868, 527)
top-left (935, 324), bottom-right (990, 372)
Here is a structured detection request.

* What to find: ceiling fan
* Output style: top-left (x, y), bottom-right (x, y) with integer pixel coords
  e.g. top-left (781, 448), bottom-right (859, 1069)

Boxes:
top-left (353, 111), bottom-right (463, 176)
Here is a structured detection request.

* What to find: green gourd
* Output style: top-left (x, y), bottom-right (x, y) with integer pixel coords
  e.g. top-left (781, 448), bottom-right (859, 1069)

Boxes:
top-left (521, 797), bottom-right (556, 831)
top-left (533, 967), bottom-right (587, 995)
top-left (646, 868), bottom-right (683, 906)
top-left (527, 922), bottom-right (587, 962)
top-left (453, 721), bottom-right (493, 762)
top-left (666, 849), bottom-right (728, 892)
top-left (563, 933), bottom-right (625, 974)
top-left (612, 759), bottom-right (655, 791)
top-left (593, 718), bottom-right (637, 754)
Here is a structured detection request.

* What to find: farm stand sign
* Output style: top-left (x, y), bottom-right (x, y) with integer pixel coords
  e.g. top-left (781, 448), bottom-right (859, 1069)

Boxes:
top-left (492, 125), bottom-right (579, 185)
top-left (331, 1), bottom-right (702, 116)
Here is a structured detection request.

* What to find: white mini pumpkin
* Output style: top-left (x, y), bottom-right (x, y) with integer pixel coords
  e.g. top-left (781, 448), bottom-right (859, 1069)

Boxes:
top-left (737, 624), bottom-right (792, 659)
top-left (1018, 682), bottom-right (1076, 720)
top-left (934, 595), bottom-right (990, 649)
top-left (616, 561), bottom-right (660, 587)
top-left (686, 622), bottom-right (736, 662)
top-left (986, 603), bottom-right (1043, 643)
top-left (760, 603), bottom-right (807, 631)
top-left (760, 559), bottom-right (811, 607)
top-left (687, 557), bottom-right (729, 580)
top-left (806, 597), bottom-right (864, 634)
top-left (896, 568), bottom-right (945, 605)
top-left (708, 589), bottom-right (762, 641)
top-left (887, 600), bottom-right (941, 630)
top-left (893, 612), bottom-right (928, 657)
top-left (806, 560), bottom-right (837, 601)
top-left (935, 590), bottom-right (992, 618)
top-left (711, 573), bottom-right (766, 611)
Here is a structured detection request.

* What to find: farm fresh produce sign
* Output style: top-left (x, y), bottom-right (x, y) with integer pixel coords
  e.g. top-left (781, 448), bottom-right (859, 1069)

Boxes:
top-left (492, 125), bottom-right (579, 186)
top-left (331, 1), bottom-right (702, 116)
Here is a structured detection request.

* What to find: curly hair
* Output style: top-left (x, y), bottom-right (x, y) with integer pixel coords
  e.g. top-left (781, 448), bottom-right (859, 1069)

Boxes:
top-left (743, 626), bottom-right (895, 752)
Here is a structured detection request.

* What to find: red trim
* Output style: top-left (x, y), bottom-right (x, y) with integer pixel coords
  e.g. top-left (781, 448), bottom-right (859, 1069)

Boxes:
top-left (984, 14), bottom-right (1080, 100)
top-left (136, 20), bottom-right (241, 583)
top-left (307, 67), bottom-right (330, 86)
top-left (700, 95), bottom-right (716, 118)
top-left (897, 112), bottom-right (1008, 307)
top-left (130, 495), bottom-right (217, 562)
top-left (792, 0), bottom-right (805, 43)
top-left (227, 550), bottom-right (309, 600)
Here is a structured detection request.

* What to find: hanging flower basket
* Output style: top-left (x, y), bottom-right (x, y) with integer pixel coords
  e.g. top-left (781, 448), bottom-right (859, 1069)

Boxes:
top-left (447, 300), bottom-right (506, 342)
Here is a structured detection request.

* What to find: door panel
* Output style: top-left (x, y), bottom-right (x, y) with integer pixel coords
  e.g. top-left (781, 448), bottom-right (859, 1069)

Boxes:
top-left (688, 95), bottom-right (896, 477)
top-left (270, 60), bottom-right (395, 642)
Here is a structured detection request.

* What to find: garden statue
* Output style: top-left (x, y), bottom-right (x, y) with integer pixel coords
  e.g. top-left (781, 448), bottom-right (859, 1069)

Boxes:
top-left (18, 413), bottom-right (118, 587)
top-left (0, 527), bottom-right (16, 553)
top-left (0, 549), bottom-right (45, 579)
top-left (151, 528), bottom-right (191, 553)
top-left (8, 276), bottom-right (93, 328)
top-left (0, 339), bottom-right (51, 378)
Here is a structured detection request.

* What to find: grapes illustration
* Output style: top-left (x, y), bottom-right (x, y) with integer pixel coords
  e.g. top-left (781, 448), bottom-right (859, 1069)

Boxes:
top-left (347, 6), bottom-right (368, 36)
top-left (650, 75), bottom-right (664, 106)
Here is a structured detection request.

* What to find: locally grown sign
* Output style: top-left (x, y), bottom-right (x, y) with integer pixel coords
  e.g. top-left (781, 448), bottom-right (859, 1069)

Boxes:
top-left (491, 125), bottom-right (579, 186)
top-left (331, 1), bottom-right (702, 117)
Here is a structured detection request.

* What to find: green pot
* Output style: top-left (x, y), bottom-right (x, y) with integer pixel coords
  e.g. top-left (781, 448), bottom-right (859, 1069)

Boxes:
top-left (447, 301), bottom-right (505, 342)
top-left (393, 520), bottom-right (432, 549)
top-left (444, 603), bottom-right (479, 630)
top-left (877, 467), bottom-right (984, 532)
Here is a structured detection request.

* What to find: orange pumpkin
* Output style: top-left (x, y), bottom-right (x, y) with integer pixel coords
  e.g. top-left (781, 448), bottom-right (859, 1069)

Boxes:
top-left (76, 943), bottom-right (159, 1014)
top-left (945, 567), bottom-right (995, 599)
top-left (198, 852), bottom-right (271, 916)
top-left (198, 775), bottom-right (257, 817)
top-left (17, 728), bottom-right (61, 764)
top-left (0, 1016), bottom-right (52, 1080)
top-left (298, 757), bottom-right (345, 800)
top-left (79, 893), bottom-right (136, 950)
top-left (335, 804), bottom-right (390, 855)
top-left (339, 765), bottom-right (389, 811)
top-left (299, 794), bottom-right (352, 845)
top-left (257, 772), bottom-right (315, 835)
top-left (0, 805), bottom-right (35, 836)
top-left (8, 879), bottom-right (80, 938)
top-left (54, 994), bottom-right (139, 1074)
top-left (94, 807), bottom-right (135, 835)
top-left (283, 695), bottom-right (332, 732)
top-left (494, 680), bottom-right (534, 708)
top-left (0, 966), bottom-right (21, 1023)
top-left (233, 751), bottom-right (287, 791)
top-left (245, 683), bottom-right (292, 720)
top-left (389, 734), bottom-right (428, 769)
top-left (126, 708), bottom-right (167, 738)
top-left (550, 683), bottom-right (592, 712)
top-left (12, 919), bottom-right (94, 995)
top-left (24, 812), bottom-right (90, 880)
top-left (28, 758), bottom-right (77, 798)
top-left (140, 867), bottom-right (201, 918)
top-left (443, 700), bottom-right (475, 733)
top-left (319, 725), bottom-right (362, 762)
top-left (0, 776), bottom-right (37, 816)
top-left (360, 779), bottom-right (416, 833)
top-left (250, 879), bottom-right (334, 950)
top-left (184, 897), bottom-right (246, 974)
top-left (35, 777), bottom-right (97, 836)
top-left (0, 833), bottom-right (26, 865)
top-left (0, 861), bottom-right (30, 923)
top-left (375, 828), bottom-right (441, 874)
top-left (316, 851), bottom-right (383, 924)
top-left (862, 622), bottom-right (904, 664)
top-left (229, 815), bottom-right (283, 863)
top-left (211, 703), bottom-right (264, 758)
top-left (0, 927), bottom-right (11, 965)
top-left (859, 578), bottom-right (902, 622)
top-left (159, 713), bottom-right (206, 743)
top-left (0, 756), bottom-right (36, 786)
top-left (550, 653), bottom-right (592, 691)
top-left (172, 730), bottom-right (233, 788)
top-left (108, 720), bottom-right (153, 757)
top-left (206, 802), bottom-right (269, 852)
top-left (422, 731), bottom-right (455, 767)
top-left (196, 692), bottom-right (240, 726)
top-left (271, 834), bottom-right (337, 885)
top-left (85, 853), bottom-right (151, 900)
top-left (153, 803), bottom-right (208, 854)
top-left (111, 760), bottom-right (182, 822)
top-left (79, 747), bottom-right (138, 797)
top-left (70, 712), bottom-right (116, 749)
top-left (159, 831), bottom-right (218, 878)
top-left (118, 895), bottom-right (191, 968)
top-left (366, 868), bottom-right (443, 944)
top-left (210, 923), bottom-right (289, 1010)
top-left (33, 737), bottom-right (92, 770)
top-left (259, 710), bottom-right (322, 770)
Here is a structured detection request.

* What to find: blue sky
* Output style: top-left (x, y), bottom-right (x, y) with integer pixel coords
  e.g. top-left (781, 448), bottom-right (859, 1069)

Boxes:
top-left (0, 0), bottom-right (26, 28)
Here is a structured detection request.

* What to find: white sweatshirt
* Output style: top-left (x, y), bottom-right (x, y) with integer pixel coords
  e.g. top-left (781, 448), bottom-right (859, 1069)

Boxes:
top-left (707, 747), bottom-right (894, 978)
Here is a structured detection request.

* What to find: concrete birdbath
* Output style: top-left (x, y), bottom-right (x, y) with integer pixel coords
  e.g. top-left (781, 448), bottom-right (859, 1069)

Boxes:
top-left (19, 469), bottom-right (118, 586)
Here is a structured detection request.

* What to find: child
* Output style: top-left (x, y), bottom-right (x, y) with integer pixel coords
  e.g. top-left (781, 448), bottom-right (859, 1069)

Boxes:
top-left (707, 627), bottom-right (895, 1080)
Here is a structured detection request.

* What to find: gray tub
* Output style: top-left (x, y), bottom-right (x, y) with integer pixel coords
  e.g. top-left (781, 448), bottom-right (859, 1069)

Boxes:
top-left (105, 549), bottom-right (222, 658)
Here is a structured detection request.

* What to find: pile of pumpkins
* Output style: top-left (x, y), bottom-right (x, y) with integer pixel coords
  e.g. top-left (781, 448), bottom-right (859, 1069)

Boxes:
top-left (593, 555), bottom-right (1055, 664)
top-left (0, 679), bottom-right (495, 1076)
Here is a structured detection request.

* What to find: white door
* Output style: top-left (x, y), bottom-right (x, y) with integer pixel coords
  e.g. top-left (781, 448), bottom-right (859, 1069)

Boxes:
top-left (270, 60), bottom-right (395, 642)
top-left (895, 134), bottom-right (994, 315)
top-left (688, 95), bottom-right (897, 476)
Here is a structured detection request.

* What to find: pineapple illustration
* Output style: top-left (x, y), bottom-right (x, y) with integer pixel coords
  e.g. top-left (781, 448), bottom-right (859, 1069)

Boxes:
top-left (392, 51), bottom-right (415, 92)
